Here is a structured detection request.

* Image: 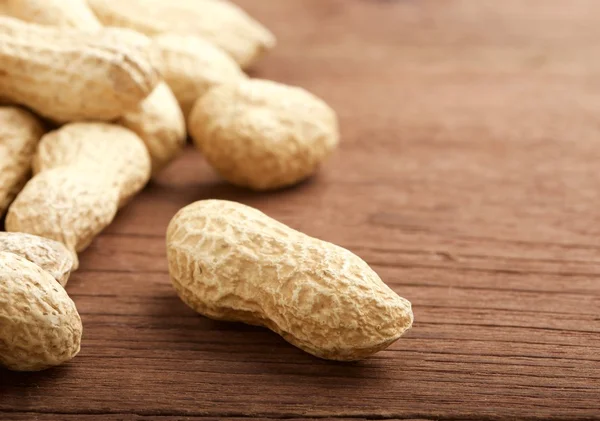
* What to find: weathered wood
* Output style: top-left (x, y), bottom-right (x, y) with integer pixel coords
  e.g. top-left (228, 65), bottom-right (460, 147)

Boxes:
top-left (1, 0), bottom-right (599, 419)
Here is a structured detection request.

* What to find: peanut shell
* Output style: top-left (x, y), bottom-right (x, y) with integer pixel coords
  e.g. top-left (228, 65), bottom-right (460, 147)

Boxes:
top-left (150, 33), bottom-right (247, 119)
top-left (118, 82), bottom-right (187, 174)
top-left (0, 0), bottom-right (102, 30)
top-left (0, 232), bottom-right (75, 286)
top-left (88, 0), bottom-right (275, 69)
top-left (188, 79), bottom-right (340, 190)
top-left (0, 252), bottom-right (82, 371)
top-left (0, 106), bottom-right (45, 215)
top-left (0, 17), bottom-right (158, 122)
top-left (6, 167), bottom-right (119, 264)
top-left (167, 200), bottom-right (413, 361)
top-left (6, 123), bottom-right (150, 262)
top-left (33, 123), bottom-right (151, 207)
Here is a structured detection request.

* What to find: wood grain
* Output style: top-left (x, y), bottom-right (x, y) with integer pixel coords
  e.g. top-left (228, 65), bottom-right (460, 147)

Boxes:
top-left (1, 0), bottom-right (599, 419)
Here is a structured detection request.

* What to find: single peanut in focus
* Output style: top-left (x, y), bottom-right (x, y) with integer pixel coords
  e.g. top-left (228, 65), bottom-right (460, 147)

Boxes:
top-left (167, 200), bottom-right (413, 361)
top-left (87, 0), bottom-right (276, 69)
top-left (150, 33), bottom-right (247, 119)
top-left (0, 232), bottom-right (75, 287)
top-left (0, 17), bottom-right (158, 122)
top-left (0, 0), bottom-right (102, 30)
top-left (0, 106), bottom-right (45, 215)
top-left (0, 252), bottom-right (82, 371)
top-left (6, 123), bottom-right (151, 264)
top-left (118, 82), bottom-right (187, 174)
top-left (188, 79), bottom-right (340, 190)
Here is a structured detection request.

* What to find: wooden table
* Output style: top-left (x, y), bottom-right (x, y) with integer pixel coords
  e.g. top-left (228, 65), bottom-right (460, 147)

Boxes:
top-left (1, 1), bottom-right (599, 419)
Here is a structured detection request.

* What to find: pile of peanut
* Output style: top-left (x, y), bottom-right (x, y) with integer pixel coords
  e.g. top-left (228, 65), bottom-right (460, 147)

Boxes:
top-left (0, 0), bottom-right (413, 371)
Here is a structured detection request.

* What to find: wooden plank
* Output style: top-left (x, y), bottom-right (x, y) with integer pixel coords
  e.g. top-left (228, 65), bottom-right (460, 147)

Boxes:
top-left (0, 415), bottom-right (421, 421)
top-left (1, 0), bottom-right (599, 419)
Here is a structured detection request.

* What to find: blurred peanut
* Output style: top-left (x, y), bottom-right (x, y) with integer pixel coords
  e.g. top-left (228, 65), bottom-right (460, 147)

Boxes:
top-left (0, 0), bottom-right (102, 30)
top-left (150, 34), bottom-right (247, 119)
top-left (118, 82), bottom-right (186, 174)
top-left (88, 0), bottom-right (275, 69)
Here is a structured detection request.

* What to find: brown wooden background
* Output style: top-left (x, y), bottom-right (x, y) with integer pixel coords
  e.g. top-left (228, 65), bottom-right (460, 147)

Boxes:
top-left (1, 0), bottom-right (599, 419)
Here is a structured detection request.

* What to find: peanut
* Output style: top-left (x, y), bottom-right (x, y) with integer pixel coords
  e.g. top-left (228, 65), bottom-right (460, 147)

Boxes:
top-left (6, 123), bottom-right (151, 263)
top-left (167, 200), bottom-right (413, 361)
top-left (188, 79), bottom-right (340, 190)
top-left (150, 33), bottom-right (247, 119)
top-left (87, 0), bottom-right (276, 69)
top-left (0, 17), bottom-right (158, 122)
top-left (0, 252), bottom-right (82, 371)
top-left (118, 82), bottom-right (187, 174)
top-left (0, 106), bottom-right (45, 215)
top-left (0, 232), bottom-right (75, 287)
top-left (0, 0), bottom-right (102, 30)
top-left (85, 27), bottom-right (187, 173)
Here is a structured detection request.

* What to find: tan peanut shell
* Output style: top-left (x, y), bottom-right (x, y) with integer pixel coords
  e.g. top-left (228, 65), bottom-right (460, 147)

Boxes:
top-left (6, 123), bottom-right (150, 262)
top-left (33, 123), bottom-right (151, 207)
top-left (0, 252), bottom-right (82, 371)
top-left (150, 34), bottom-right (247, 119)
top-left (0, 17), bottom-right (158, 122)
top-left (0, 232), bottom-right (75, 287)
top-left (188, 79), bottom-right (340, 190)
top-left (87, 0), bottom-right (276, 69)
top-left (167, 200), bottom-right (413, 361)
top-left (0, 106), bottom-right (45, 215)
top-left (118, 82), bottom-right (187, 174)
top-left (6, 168), bottom-right (119, 265)
top-left (0, 0), bottom-right (102, 30)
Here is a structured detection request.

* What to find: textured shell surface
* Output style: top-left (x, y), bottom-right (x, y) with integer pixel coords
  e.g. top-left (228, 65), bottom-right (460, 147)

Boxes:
top-left (118, 82), bottom-right (186, 174)
top-left (34, 122), bottom-right (151, 206)
top-left (0, 106), bottom-right (45, 215)
top-left (6, 167), bottom-right (119, 257)
top-left (0, 0), bottom-right (102, 30)
top-left (7, 122), bottom-right (150, 261)
top-left (151, 33), bottom-right (247, 119)
top-left (188, 79), bottom-right (340, 190)
top-left (0, 252), bottom-right (82, 371)
top-left (88, 0), bottom-right (275, 68)
top-left (0, 17), bottom-right (158, 122)
top-left (167, 200), bottom-right (413, 361)
top-left (0, 232), bottom-right (75, 286)
top-left (6, 123), bottom-right (150, 260)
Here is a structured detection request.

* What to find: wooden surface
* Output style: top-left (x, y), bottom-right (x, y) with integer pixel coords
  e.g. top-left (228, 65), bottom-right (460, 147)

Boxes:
top-left (1, 0), bottom-right (600, 419)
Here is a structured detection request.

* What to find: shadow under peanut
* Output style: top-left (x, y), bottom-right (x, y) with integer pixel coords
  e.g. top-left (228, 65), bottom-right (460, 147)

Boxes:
top-left (148, 289), bottom-right (386, 381)
top-left (0, 364), bottom-right (75, 403)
